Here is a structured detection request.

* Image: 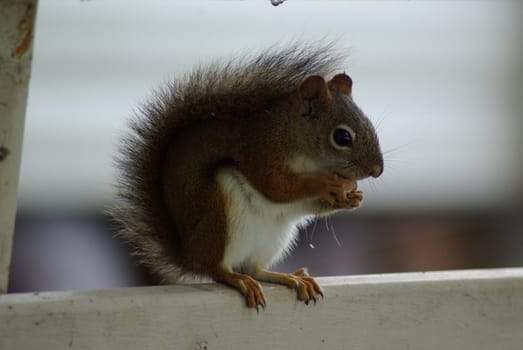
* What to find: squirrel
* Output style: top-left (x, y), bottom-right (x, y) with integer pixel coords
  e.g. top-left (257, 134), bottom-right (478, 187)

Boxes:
top-left (112, 44), bottom-right (383, 309)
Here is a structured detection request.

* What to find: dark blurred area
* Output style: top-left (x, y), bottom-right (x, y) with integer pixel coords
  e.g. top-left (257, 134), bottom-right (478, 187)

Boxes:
top-left (9, 211), bottom-right (523, 293)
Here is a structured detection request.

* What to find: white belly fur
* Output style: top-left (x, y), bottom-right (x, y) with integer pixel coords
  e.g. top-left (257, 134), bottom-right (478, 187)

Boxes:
top-left (217, 170), bottom-right (315, 273)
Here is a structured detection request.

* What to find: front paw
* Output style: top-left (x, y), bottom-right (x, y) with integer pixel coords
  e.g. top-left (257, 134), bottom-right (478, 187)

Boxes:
top-left (318, 174), bottom-right (357, 206)
top-left (320, 190), bottom-right (363, 210)
top-left (345, 190), bottom-right (363, 209)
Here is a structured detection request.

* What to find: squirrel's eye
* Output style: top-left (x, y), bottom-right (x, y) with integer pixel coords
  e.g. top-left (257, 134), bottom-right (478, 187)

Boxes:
top-left (332, 128), bottom-right (353, 148)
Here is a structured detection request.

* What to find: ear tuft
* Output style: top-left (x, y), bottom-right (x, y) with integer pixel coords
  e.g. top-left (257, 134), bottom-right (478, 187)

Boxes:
top-left (328, 73), bottom-right (353, 96)
top-left (299, 75), bottom-right (331, 102)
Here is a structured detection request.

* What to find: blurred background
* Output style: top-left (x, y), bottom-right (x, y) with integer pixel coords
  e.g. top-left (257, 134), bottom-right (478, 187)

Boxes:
top-left (7, 0), bottom-right (523, 293)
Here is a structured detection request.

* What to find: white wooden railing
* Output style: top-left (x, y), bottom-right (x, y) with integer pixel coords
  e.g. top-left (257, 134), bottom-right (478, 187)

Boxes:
top-left (1, 268), bottom-right (522, 349)
top-left (0, 0), bottom-right (36, 295)
top-left (1, 2), bottom-right (522, 349)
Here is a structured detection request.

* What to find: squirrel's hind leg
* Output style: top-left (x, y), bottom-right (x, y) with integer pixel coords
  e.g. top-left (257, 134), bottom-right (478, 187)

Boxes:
top-left (250, 267), bottom-right (324, 305)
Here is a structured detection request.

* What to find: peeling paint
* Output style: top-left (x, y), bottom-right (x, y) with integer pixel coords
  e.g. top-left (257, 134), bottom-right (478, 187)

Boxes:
top-left (196, 341), bottom-right (209, 350)
top-left (14, 4), bottom-right (36, 58)
top-left (0, 145), bottom-right (11, 162)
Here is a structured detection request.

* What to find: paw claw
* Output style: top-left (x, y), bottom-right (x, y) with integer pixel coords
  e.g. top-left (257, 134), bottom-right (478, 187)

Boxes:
top-left (216, 271), bottom-right (266, 310)
top-left (285, 268), bottom-right (323, 305)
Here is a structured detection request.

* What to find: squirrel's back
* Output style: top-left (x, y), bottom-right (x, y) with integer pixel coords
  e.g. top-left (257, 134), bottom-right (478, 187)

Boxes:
top-left (111, 43), bottom-right (345, 282)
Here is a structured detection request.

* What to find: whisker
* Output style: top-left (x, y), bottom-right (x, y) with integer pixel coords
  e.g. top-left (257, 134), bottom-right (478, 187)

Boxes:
top-left (366, 178), bottom-right (377, 192)
top-left (384, 155), bottom-right (409, 161)
top-left (304, 220), bottom-right (310, 244)
top-left (373, 111), bottom-right (390, 134)
top-left (382, 141), bottom-right (414, 156)
top-left (330, 222), bottom-right (343, 247)
top-left (383, 158), bottom-right (410, 167)
top-left (381, 164), bottom-right (396, 174)
top-left (309, 217), bottom-right (319, 246)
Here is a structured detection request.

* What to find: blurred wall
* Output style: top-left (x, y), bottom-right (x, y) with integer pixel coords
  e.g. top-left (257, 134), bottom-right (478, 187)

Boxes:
top-left (18, 0), bottom-right (523, 214)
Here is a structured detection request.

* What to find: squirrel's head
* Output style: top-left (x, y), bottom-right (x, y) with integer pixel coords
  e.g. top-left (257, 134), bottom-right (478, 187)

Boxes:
top-left (290, 73), bottom-right (383, 181)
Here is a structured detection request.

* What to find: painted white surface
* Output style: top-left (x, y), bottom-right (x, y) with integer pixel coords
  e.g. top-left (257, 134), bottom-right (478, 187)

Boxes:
top-left (0, 0), bottom-right (36, 293)
top-left (18, 0), bottom-right (523, 212)
top-left (1, 268), bottom-right (522, 349)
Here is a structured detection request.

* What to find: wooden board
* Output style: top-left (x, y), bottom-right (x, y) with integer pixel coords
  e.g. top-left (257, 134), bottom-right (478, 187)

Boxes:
top-left (0, 0), bottom-right (37, 293)
top-left (1, 268), bottom-right (522, 349)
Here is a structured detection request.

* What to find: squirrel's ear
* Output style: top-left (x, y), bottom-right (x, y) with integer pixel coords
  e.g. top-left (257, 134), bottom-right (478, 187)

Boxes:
top-left (328, 73), bottom-right (353, 96)
top-left (299, 75), bottom-right (332, 103)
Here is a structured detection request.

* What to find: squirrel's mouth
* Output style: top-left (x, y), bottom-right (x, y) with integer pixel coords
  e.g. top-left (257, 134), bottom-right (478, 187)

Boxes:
top-left (335, 172), bottom-right (354, 181)
top-left (334, 172), bottom-right (358, 186)
top-left (335, 172), bottom-right (368, 186)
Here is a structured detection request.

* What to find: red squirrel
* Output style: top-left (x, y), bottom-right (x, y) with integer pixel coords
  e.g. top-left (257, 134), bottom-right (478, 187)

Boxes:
top-left (112, 44), bottom-right (383, 309)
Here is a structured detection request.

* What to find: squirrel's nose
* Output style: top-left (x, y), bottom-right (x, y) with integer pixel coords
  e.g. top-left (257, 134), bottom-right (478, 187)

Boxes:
top-left (369, 164), bottom-right (383, 178)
